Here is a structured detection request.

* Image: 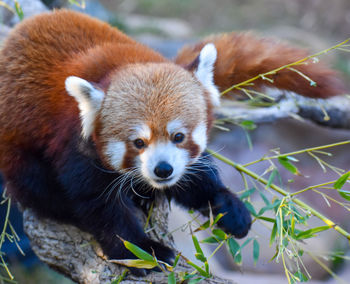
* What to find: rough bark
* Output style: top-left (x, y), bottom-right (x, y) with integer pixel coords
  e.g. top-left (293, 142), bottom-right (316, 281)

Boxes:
top-left (218, 94), bottom-right (350, 129)
top-left (23, 199), bottom-right (234, 284)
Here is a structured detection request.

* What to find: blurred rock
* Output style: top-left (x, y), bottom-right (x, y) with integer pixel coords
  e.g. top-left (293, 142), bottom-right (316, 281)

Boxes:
top-left (123, 14), bottom-right (193, 39)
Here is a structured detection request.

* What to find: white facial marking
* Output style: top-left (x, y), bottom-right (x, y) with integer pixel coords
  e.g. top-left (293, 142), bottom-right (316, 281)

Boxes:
top-left (130, 124), bottom-right (151, 141)
top-left (195, 43), bottom-right (221, 107)
top-left (138, 142), bottom-right (189, 188)
top-left (65, 76), bottom-right (105, 139)
top-left (104, 141), bottom-right (126, 170)
top-left (166, 119), bottom-right (187, 136)
top-left (192, 122), bottom-right (207, 153)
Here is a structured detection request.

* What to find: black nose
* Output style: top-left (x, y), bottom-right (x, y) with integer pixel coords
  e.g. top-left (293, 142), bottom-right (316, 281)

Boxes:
top-left (154, 162), bottom-right (173, 179)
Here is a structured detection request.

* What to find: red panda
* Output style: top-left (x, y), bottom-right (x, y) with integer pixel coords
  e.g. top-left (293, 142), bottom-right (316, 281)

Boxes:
top-left (0, 10), bottom-right (345, 275)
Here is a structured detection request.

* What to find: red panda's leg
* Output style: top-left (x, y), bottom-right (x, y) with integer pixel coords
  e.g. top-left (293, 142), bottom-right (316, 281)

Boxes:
top-left (53, 145), bottom-right (175, 274)
top-left (74, 193), bottom-right (175, 275)
top-left (166, 153), bottom-right (252, 238)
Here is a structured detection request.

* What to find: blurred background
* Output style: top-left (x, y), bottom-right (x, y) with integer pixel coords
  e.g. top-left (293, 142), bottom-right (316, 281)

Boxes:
top-left (0, 0), bottom-right (349, 283)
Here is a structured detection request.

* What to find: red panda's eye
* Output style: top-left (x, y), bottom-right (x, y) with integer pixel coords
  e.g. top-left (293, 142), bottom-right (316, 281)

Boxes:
top-left (134, 139), bottom-right (145, 149)
top-left (173, 132), bottom-right (185, 143)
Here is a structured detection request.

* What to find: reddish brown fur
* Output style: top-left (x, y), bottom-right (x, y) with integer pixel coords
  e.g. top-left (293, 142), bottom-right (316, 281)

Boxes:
top-left (0, 10), bottom-right (168, 171)
top-left (176, 32), bottom-right (346, 98)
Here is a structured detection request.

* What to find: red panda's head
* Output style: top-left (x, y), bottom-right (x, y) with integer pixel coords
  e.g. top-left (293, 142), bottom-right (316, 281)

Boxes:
top-left (65, 44), bottom-right (220, 188)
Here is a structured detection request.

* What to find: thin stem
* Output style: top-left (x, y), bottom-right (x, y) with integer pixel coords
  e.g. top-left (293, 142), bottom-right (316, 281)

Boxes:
top-left (291, 180), bottom-right (337, 196)
top-left (243, 140), bottom-right (350, 167)
top-left (206, 149), bottom-right (350, 241)
top-left (207, 240), bottom-right (226, 262)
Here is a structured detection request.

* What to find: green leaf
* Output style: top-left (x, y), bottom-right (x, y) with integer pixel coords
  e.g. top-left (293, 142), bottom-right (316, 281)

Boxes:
top-left (109, 259), bottom-right (157, 269)
top-left (278, 156), bottom-right (299, 175)
top-left (227, 238), bottom-right (240, 256)
top-left (173, 253), bottom-right (180, 268)
top-left (334, 171), bottom-right (350, 190)
top-left (213, 213), bottom-right (225, 226)
top-left (195, 253), bottom-right (207, 262)
top-left (294, 271), bottom-right (308, 282)
top-left (259, 191), bottom-right (270, 206)
top-left (14, 1), bottom-right (24, 20)
top-left (258, 199), bottom-right (281, 216)
top-left (243, 201), bottom-right (257, 216)
top-left (201, 236), bottom-right (219, 244)
top-left (212, 229), bottom-right (226, 240)
top-left (122, 240), bottom-right (154, 261)
top-left (295, 225), bottom-right (331, 240)
top-left (338, 190), bottom-right (350, 201)
top-left (227, 238), bottom-right (242, 264)
top-left (240, 120), bottom-right (257, 130)
top-left (168, 272), bottom-right (176, 284)
top-left (266, 169), bottom-right (278, 188)
top-left (195, 220), bottom-right (210, 232)
top-left (253, 239), bottom-right (260, 266)
top-left (186, 260), bottom-right (211, 278)
top-left (205, 261), bottom-right (209, 273)
top-left (269, 222), bottom-right (277, 246)
top-left (192, 235), bottom-right (204, 255)
top-left (256, 216), bottom-right (275, 223)
top-left (240, 187), bottom-right (256, 200)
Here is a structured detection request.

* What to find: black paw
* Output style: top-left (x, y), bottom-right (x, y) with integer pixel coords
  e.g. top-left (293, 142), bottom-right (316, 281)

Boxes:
top-left (128, 267), bottom-right (149, 277)
top-left (109, 239), bottom-right (175, 276)
top-left (146, 239), bottom-right (175, 265)
top-left (214, 190), bottom-right (252, 238)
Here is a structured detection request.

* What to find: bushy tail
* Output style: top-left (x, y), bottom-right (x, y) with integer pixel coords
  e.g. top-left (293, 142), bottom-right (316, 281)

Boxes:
top-left (175, 32), bottom-right (346, 98)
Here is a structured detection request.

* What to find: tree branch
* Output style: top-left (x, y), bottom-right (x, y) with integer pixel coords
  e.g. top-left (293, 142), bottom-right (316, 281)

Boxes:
top-left (217, 94), bottom-right (350, 129)
top-left (23, 199), bottom-right (234, 284)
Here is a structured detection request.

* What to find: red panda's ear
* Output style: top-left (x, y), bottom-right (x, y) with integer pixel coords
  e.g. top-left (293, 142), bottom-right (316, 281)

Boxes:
top-left (193, 43), bottom-right (220, 107)
top-left (65, 76), bottom-right (105, 139)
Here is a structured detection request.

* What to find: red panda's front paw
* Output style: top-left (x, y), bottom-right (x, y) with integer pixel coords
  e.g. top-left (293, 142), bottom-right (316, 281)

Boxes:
top-left (146, 240), bottom-right (175, 266)
top-left (214, 189), bottom-right (252, 238)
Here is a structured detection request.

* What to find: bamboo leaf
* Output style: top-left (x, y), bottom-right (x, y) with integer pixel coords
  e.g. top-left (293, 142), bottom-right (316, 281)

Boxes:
top-left (240, 187), bottom-right (256, 199)
top-left (338, 190), bottom-right (350, 201)
top-left (173, 253), bottom-right (180, 268)
top-left (212, 229), bottom-right (226, 240)
top-left (213, 213), bottom-right (225, 225)
top-left (270, 222), bottom-right (277, 246)
top-left (122, 240), bottom-right (154, 261)
top-left (240, 120), bottom-right (257, 130)
top-left (192, 235), bottom-right (204, 255)
top-left (195, 253), bottom-right (207, 262)
top-left (253, 239), bottom-right (260, 266)
top-left (295, 226), bottom-right (331, 240)
top-left (243, 201), bottom-right (258, 216)
top-left (334, 171), bottom-right (350, 190)
top-left (14, 1), bottom-right (23, 20)
top-left (227, 238), bottom-right (240, 257)
top-left (278, 156), bottom-right (300, 175)
top-left (259, 191), bottom-right (270, 205)
top-left (201, 236), bottom-right (219, 244)
top-left (109, 259), bottom-right (157, 269)
top-left (186, 260), bottom-right (211, 278)
top-left (266, 169), bottom-right (278, 188)
top-left (168, 272), bottom-right (176, 284)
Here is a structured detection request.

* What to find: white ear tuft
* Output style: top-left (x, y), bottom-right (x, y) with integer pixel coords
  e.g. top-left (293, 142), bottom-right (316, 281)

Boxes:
top-left (65, 76), bottom-right (105, 139)
top-left (195, 43), bottom-right (220, 107)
